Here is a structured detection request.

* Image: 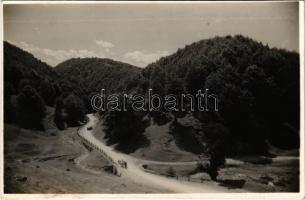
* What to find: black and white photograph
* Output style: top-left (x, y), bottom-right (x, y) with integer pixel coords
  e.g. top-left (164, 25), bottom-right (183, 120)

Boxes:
top-left (2, 1), bottom-right (304, 196)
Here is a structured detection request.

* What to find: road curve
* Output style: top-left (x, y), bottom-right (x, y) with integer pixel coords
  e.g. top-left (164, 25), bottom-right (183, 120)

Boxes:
top-left (78, 114), bottom-right (242, 193)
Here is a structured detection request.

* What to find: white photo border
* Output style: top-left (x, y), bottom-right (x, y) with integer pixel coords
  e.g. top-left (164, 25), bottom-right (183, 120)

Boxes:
top-left (0, 1), bottom-right (304, 199)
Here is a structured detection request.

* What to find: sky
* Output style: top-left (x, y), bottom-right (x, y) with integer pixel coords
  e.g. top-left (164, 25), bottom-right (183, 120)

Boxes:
top-left (4, 2), bottom-right (299, 67)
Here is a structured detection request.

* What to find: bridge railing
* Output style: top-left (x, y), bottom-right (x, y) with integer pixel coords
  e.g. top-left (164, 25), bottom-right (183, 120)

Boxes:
top-left (77, 126), bottom-right (121, 176)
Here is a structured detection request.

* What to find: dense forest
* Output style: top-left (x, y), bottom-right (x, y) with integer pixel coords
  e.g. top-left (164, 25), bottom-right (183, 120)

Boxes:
top-left (3, 35), bottom-right (300, 156)
top-left (55, 57), bottom-right (143, 112)
top-left (4, 42), bottom-right (141, 129)
top-left (141, 35), bottom-right (300, 154)
top-left (4, 42), bottom-right (60, 129)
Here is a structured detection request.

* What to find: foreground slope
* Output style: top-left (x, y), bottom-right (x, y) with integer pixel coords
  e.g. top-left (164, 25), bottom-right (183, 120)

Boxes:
top-left (4, 110), bottom-right (168, 193)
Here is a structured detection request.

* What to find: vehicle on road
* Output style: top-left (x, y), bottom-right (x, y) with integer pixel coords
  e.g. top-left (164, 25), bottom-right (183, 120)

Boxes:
top-left (118, 160), bottom-right (127, 169)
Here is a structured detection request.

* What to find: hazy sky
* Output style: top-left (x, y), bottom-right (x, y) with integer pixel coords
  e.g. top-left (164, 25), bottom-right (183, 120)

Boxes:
top-left (4, 2), bottom-right (299, 67)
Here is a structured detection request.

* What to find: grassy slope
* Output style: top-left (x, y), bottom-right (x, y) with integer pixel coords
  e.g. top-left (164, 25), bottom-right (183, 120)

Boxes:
top-left (93, 116), bottom-right (199, 162)
top-left (4, 113), bottom-right (169, 193)
top-left (131, 120), bottom-right (199, 162)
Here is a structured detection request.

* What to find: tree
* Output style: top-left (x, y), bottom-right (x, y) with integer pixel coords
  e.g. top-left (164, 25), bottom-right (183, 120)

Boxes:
top-left (6, 65), bottom-right (24, 89)
top-left (4, 82), bottom-right (17, 123)
top-left (242, 65), bottom-right (277, 120)
top-left (39, 79), bottom-right (56, 106)
top-left (54, 93), bottom-right (86, 129)
top-left (16, 85), bottom-right (46, 129)
top-left (150, 69), bottom-right (168, 95)
top-left (63, 93), bottom-right (86, 126)
top-left (185, 66), bottom-right (208, 95)
top-left (205, 66), bottom-right (254, 138)
top-left (54, 96), bottom-right (65, 130)
top-left (204, 122), bottom-right (229, 181)
top-left (103, 100), bottom-right (148, 153)
top-left (18, 78), bottom-right (32, 92)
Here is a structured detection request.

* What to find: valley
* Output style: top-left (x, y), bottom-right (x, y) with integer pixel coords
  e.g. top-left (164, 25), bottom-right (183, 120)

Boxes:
top-left (4, 111), bottom-right (299, 193)
top-left (3, 34), bottom-right (300, 193)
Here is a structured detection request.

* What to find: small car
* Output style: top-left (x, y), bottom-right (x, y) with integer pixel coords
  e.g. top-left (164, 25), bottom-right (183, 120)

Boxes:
top-left (87, 127), bottom-right (93, 130)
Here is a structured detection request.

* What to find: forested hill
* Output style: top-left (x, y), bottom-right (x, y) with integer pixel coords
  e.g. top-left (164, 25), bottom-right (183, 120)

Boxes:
top-left (141, 35), bottom-right (299, 151)
top-left (142, 35), bottom-right (299, 126)
top-left (4, 42), bottom-right (61, 127)
top-left (4, 41), bottom-right (59, 91)
top-left (3, 35), bottom-right (300, 152)
top-left (3, 42), bottom-right (145, 130)
top-left (55, 57), bottom-right (143, 97)
top-left (143, 35), bottom-right (299, 96)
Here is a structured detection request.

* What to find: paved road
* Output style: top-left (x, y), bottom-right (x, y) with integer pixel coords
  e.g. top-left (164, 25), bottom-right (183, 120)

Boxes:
top-left (78, 114), bottom-right (242, 193)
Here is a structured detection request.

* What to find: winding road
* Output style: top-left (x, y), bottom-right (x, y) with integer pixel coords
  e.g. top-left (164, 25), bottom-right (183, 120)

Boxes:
top-left (77, 114), bottom-right (241, 193)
